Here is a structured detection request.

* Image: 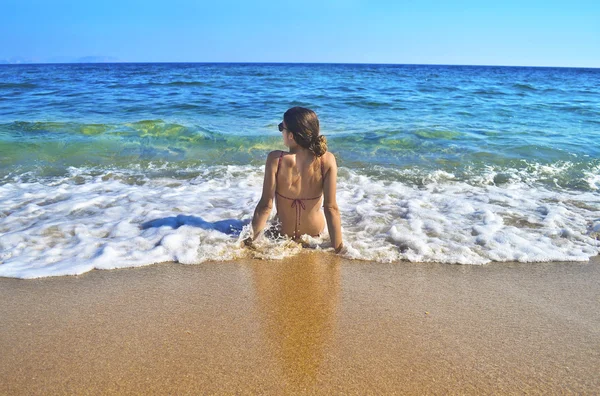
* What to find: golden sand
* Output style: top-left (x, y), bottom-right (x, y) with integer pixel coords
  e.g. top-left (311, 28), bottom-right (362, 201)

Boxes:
top-left (1, 254), bottom-right (599, 394)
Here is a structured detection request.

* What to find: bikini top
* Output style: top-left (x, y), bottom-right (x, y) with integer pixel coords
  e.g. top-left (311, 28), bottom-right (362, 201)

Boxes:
top-left (274, 151), bottom-right (325, 237)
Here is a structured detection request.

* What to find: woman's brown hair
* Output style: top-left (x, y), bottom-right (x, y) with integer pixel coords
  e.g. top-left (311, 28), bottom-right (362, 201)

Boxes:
top-left (284, 107), bottom-right (328, 157)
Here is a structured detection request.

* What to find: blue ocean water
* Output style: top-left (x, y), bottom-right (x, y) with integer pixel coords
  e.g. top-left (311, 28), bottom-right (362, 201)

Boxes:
top-left (0, 63), bottom-right (599, 277)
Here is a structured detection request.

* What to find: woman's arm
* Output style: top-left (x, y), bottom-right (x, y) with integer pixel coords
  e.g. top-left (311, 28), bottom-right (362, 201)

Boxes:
top-left (249, 151), bottom-right (279, 241)
top-left (322, 153), bottom-right (343, 252)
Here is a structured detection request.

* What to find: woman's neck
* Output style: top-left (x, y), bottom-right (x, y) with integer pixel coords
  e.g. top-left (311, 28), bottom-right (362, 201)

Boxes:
top-left (288, 146), bottom-right (313, 159)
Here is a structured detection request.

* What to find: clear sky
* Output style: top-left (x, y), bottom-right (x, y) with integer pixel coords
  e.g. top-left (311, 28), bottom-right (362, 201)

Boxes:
top-left (1, 0), bottom-right (599, 67)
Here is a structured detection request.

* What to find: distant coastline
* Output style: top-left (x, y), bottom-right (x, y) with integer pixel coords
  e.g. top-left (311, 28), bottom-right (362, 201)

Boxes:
top-left (0, 55), bottom-right (120, 64)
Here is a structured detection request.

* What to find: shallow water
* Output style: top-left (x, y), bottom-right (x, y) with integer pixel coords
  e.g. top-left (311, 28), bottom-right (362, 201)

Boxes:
top-left (0, 63), bottom-right (599, 277)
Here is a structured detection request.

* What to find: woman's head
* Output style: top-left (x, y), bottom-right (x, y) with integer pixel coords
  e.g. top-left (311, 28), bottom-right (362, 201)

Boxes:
top-left (279, 107), bottom-right (327, 157)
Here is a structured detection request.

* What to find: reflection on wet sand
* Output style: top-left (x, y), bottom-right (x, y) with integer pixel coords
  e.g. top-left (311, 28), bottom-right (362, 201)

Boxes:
top-left (249, 252), bottom-right (341, 386)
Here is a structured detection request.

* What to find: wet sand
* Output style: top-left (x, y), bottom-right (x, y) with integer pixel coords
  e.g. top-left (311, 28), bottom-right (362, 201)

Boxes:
top-left (1, 254), bottom-right (599, 394)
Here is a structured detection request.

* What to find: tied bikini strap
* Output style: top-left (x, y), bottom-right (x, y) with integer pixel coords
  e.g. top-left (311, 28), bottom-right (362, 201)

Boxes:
top-left (275, 191), bottom-right (322, 234)
top-left (275, 150), bottom-right (284, 179)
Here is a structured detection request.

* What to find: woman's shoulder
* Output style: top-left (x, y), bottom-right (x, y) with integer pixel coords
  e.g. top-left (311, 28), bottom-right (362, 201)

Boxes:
top-left (321, 151), bottom-right (335, 160)
top-left (266, 150), bottom-right (286, 162)
top-left (264, 150), bottom-right (286, 173)
top-left (320, 151), bottom-right (337, 168)
top-left (267, 150), bottom-right (285, 157)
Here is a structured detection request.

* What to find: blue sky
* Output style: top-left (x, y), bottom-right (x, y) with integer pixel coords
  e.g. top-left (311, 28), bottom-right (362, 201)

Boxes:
top-left (1, 0), bottom-right (599, 67)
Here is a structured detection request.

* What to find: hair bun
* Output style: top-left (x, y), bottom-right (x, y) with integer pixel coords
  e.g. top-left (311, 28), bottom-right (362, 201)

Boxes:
top-left (310, 134), bottom-right (328, 157)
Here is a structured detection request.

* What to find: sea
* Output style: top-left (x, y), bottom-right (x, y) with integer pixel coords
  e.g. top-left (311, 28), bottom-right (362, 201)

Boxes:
top-left (0, 63), bottom-right (599, 278)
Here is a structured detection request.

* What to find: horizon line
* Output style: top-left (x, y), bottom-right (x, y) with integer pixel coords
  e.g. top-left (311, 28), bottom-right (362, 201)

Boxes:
top-left (1, 60), bottom-right (599, 70)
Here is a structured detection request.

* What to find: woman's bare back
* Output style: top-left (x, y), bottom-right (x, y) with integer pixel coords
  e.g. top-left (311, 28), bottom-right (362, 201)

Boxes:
top-left (274, 150), bottom-right (327, 238)
top-left (248, 107), bottom-right (342, 251)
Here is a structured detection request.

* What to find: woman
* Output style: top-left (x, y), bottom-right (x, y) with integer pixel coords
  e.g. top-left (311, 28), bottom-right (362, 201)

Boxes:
top-left (246, 107), bottom-right (343, 253)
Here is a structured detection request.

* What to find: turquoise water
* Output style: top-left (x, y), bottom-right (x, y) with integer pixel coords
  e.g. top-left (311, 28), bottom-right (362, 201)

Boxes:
top-left (1, 63), bottom-right (599, 187)
top-left (0, 63), bottom-right (599, 277)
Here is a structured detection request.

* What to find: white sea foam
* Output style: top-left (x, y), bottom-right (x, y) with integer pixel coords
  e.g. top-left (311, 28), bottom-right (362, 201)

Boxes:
top-left (0, 165), bottom-right (599, 278)
top-left (584, 164), bottom-right (600, 190)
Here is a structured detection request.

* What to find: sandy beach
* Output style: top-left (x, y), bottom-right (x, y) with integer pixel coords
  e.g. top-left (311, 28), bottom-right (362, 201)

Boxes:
top-left (1, 253), bottom-right (599, 394)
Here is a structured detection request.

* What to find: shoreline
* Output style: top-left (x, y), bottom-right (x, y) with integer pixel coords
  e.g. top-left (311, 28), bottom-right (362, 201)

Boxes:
top-left (1, 253), bottom-right (599, 393)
